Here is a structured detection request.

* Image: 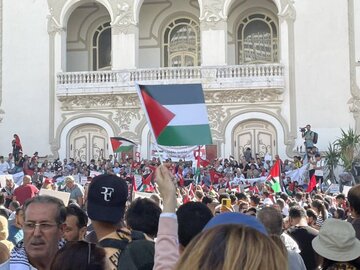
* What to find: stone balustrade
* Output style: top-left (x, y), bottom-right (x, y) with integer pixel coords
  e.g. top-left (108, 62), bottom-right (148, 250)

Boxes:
top-left (56, 64), bottom-right (285, 96)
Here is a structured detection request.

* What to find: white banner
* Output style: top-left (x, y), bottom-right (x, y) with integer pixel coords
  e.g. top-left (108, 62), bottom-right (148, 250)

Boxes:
top-left (39, 189), bottom-right (70, 206)
top-left (133, 191), bottom-right (154, 199)
top-left (151, 144), bottom-right (201, 161)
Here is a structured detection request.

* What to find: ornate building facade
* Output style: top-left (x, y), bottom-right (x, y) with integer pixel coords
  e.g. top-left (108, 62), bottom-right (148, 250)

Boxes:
top-left (0, 0), bottom-right (359, 162)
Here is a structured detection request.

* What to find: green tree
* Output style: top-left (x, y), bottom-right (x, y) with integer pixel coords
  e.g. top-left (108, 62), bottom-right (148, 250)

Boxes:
top-left (334, 128), bottom-right (360, 172)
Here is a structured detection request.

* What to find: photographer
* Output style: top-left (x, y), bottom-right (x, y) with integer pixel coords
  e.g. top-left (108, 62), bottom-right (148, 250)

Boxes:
top-left (301, 124), bottom-right (315, 150)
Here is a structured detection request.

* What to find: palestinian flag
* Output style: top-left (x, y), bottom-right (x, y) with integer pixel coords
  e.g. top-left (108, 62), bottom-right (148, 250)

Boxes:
top-left (110, 137), bottom-right (135, 153)
top-left (266, 160), bottom-right (281, 193)
top-left (136, 84), bottom-right (212, 146)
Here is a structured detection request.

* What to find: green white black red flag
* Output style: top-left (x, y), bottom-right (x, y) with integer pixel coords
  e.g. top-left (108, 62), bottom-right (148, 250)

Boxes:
top-left (136, 83), bottom-right (212, 146)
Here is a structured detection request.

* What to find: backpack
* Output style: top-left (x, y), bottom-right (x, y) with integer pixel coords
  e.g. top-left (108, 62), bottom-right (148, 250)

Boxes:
top-left (99, 230), bottom-right (155, 270)
top-left (312, 132), bottom-right (318, 144)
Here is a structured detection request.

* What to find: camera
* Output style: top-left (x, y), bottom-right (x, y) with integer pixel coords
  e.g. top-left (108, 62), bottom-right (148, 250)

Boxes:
top-left (299, 127), bottom-right (306, 132)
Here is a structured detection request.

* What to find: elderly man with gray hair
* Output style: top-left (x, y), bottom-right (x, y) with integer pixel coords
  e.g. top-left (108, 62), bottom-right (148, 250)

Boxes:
top-left (64, 176), bottom-right (84, 208)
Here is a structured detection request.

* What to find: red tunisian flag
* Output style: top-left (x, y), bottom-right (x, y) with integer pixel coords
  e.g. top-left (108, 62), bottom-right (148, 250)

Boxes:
top-left (209, 169), bottom-right (222, 184)
top-left (306, 174), bottom-right (317, 192)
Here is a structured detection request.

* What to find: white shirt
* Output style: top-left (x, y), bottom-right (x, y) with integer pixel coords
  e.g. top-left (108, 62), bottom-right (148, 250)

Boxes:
top-left (263, 197), bottom-right (273, 205)
top-left (314, 160), bottom-right (324, 176)
top-left (0, 161), bottom-right (10, 174)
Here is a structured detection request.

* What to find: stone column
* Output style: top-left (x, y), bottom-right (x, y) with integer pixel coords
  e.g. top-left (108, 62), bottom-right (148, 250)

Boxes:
top-left (111, 2), bottom-right (138, 69)
top-left (47, 12), bottom-right (65, 153)
top-left (347, 0), bottom-right (360, 133)
top-left (199, 0), bottom-right (227, 66)
top-left (278, 2), bottom-right (297, 156)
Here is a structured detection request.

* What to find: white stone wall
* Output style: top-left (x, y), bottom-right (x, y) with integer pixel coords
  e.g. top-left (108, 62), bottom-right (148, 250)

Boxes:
top-left (294, 0), bottom-right (354, 150)
top-left (0, 1), bottom-right (50, 156)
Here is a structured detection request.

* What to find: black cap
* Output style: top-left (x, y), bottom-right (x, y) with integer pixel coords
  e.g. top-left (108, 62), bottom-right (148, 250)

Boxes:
top-left (87, 174), bottom-right (128, 224)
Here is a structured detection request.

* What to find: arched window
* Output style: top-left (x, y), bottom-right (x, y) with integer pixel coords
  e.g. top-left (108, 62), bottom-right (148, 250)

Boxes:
top-left (237, 14), bottom-right (278, 64)
top-left (92, 22), bottom-right (111, 70)
top-left (163, 18), bottom-right (200, 67)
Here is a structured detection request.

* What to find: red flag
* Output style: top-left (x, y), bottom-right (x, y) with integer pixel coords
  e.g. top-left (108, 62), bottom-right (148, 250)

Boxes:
top-left (144, 184), bottom-right (155, 193)
top-left (142, 172), bottom-right (153, 185)
top-left (199, 157), bottom-right (210, 167)
top-left (188, 183), bottom-right (195, 198)
top-left (226, 180), bottom-right (231, 190)
top-left (176, 173), bottom-right (184, 187)
top-left (306, 174), bottom-right (317, 192)
top-left (209, 169), bottom-right (222, 184)
top-left (131, 175), bottom-right (137, 192)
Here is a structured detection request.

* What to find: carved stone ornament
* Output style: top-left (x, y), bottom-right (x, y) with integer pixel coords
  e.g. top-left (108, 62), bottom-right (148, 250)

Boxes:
top-left (0, 109), bottom-right (4, 123)
top-left (47, 8), bottom-right (65, 35)
top-left (278, 0), bottom-right (296, 21)
top-left (207, 106), bottom-right (229, 138)
top-left (58, 94), bottom-right (140, 110)
top-left (348, 97), bottom-right (360, 113)
top-left (204, 89), bottom-right (283, 104)
top-left (199, 0), bottom-right (227, 29)
top-left (111, 1), bottom-right (136, 34)
top-left (113, 108), bottom-right (141, 132)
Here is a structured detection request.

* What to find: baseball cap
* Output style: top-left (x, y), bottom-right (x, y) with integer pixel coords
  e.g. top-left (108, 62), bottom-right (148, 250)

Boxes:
top-left (203, 212), bottom-right (268, 235)
top-left (87, 174), bottom-right (128, 224)
top-left (312, 219), bottom-right (360, 262)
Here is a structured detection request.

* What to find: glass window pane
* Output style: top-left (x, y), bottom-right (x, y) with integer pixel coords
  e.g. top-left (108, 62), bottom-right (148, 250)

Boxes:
top-left (237, 13), bottom-right (279, 64)
top-left (163, 18), bottom-right (200, 67)
top-left (98, 28), bottom-right (111, 69)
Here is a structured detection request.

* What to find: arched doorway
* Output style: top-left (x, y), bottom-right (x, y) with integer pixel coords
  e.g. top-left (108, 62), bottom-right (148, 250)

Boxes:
top-left (68, 124), bottom-right (109, 163)
top-left (233, 120), bottom-right (277, 160)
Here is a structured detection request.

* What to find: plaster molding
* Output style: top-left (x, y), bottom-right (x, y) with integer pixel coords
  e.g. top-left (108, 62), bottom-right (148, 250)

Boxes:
top-left (207, 105), bottom-right (230, 139)
top-left (222, 108), bottom-right (295, 158)
top-left (199, 0), bottom-right (227, 30)
top-left (54, 113), bottom-right (118, 158)
top-left (47, 9), bottom-right (66, 35)
top-left (278, 0), bottom-right (296, 21)
top-left (204, 89), bottom-right (283, 104)
top-left (112, 108), bottom-right (141, 133)
top-left (58, 94), bottom-right (139, 110)
top-left (111, 1), bottom-right (137, 34)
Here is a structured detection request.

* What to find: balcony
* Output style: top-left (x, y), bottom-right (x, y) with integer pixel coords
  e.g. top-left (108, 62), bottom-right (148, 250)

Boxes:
top-left (56, 64), bottom-right (285, 97)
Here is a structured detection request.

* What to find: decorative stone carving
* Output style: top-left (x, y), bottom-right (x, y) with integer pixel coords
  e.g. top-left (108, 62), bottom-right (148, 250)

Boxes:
top-left (204, 89), bottom-right (283, 104)
top-left (278, 0), bottom-right (296, 21)
top-left (111, 1), bottom-right (137, 34)
top-left (199, 0), bottom-right (227, 30)
top-left (200, 0), bottom-right (226, 23)
top-left (113, 108), bottom-right (141, 132)
top-left (207, 106), bottom-right (229, 138)
top-left (58, 94), bottom-right (140, 110)
top-left (118, 131), bottom-right (138, 143)
top-left (47, 8), bottom-right (65, 35)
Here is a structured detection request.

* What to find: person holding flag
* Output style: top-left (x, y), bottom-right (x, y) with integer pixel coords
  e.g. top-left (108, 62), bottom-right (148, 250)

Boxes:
top-left (266, 159), bottom-right (282, 193)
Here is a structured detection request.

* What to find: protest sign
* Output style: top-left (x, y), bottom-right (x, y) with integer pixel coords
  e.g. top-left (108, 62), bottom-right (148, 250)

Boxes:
top-left (39, 188), bottom-right (70, 206)
top-left (343, 185), bottom-right (352, 197)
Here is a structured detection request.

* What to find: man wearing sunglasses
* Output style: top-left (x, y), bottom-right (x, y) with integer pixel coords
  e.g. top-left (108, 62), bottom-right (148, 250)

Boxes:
top-left (0, 196), bottom-right (66, 270)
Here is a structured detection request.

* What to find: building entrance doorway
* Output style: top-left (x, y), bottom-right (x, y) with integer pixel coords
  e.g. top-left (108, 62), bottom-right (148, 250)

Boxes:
top-left (233, 120), bottom-right (277, 161)
top-left (68, 124), bottom-right (108, 163)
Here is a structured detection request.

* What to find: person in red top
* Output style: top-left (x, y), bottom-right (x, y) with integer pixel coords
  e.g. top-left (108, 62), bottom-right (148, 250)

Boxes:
top-left (13, 175), bottom-right (39, 206)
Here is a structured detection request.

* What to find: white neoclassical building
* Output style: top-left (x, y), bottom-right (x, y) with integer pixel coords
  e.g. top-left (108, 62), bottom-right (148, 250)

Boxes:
top-left (0, 0), bottom-right (359, 162)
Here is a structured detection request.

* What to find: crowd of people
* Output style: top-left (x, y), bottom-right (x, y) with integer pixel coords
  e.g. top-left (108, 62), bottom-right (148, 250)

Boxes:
top-left (0, 130), bottom-right (359, 269)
